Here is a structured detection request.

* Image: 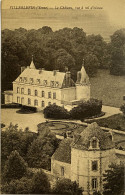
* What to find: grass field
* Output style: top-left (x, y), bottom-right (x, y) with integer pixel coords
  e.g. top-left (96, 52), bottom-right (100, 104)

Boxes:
top-left (90, 69), bottom-right (125, 108)
top-left (89, 114), bottom-right (125, 131)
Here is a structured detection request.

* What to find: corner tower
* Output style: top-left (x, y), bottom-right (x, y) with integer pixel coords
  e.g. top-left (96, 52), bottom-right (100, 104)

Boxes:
top-left (76, 59), bottom-right (90, 101)
top-left (71, 122), bottom-right (116, 195)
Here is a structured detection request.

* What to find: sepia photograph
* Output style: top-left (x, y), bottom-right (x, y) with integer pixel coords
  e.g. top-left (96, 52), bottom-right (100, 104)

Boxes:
top-left (1, 0), bottom-right (125, 194)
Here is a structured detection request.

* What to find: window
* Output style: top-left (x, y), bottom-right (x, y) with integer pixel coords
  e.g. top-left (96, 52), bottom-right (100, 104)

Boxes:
top-left (28, 98), bottom-right (31, 105)
top-left (89, 137), bottom-right (99, 150)
top-left (37, 79), bottom-right (40, 84)
top-left (30, 78), bottom-right (34, 84)
top-left (24, 77), bottom-right (27, 82)
top-left (92, 178), bottom-right (97, 189)
top-left (51, 81), bottom-right (54, 87)
top-left (17, 97), bottom-right (20, 103)
top-left (48, 102), bottom-right (51, 106)
top-left (92, 140), bottom-right (97, 149)
top-left (19, 77), bottom-right (22, 82)
top-left (21, 97), bottom-right (24, 104)
top-left (61, 167), bottom-right (64, 176)
top-left (92, 161), bottom-right (98, 171)
top-left (53, 92), bottom-right (56, 99)
top-left (21, 88), bottom-right (24, 94)
top-left (28, 89), bottom-right (31, 95)
top-left (34, 99), bottom-right (38, 106)
top-left (44, 80), bottom-right (47, 86)
top-left (41, 91), bottom-right (45, 97)
top-left (41, 101), bottom-right (45, 107)
top-left (35, 90), bottom-right (38, 96)
top-left (55, 81), bottom-right (59, 87)
top-left (48, 92), bottom-right (51, 98)
top-left (17, 87), bottom-right (20, 93)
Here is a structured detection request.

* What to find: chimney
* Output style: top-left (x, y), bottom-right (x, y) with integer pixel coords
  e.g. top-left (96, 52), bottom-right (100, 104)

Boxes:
top-left (53, 70), bottom-right (59, 76)
top-left (21, 66), bottom-right (26, 73)
top-left (65, 71), bottom-right (71, 86)
top-left (76, 71), bottom-right (81, 83)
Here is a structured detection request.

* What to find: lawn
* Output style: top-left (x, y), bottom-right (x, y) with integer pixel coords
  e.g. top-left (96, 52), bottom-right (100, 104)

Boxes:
top-left (89, 114), bottom-right (125, 131)
top-left (90, 69), bottom-right (125, 108)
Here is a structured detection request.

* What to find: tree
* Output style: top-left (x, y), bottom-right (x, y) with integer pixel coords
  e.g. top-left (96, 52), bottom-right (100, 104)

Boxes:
top-left (120, 104), bottom-right (125, 115)
top-left (70, 99), bottom-right (102, 120)
top-left (110, 29), bottom-right (125, 75)
top-left (27, 133), bottom-right (59, 170)
top-left (43, 104), bottom-right (70, 119)
top-left (3, 150), bottom-right (28, 182)
top-left (1, 177), bottom-right (32, 194)
top-left (2, 171), bottom-right (50, 194)
top-left (53, 178), bottom-right (83, 195)
top-left (31, 171), bottom-right (51, 194)
top-left (1, 123), bottom-right (36, 169)
top-left (103, 163), bottom-right (124, 195)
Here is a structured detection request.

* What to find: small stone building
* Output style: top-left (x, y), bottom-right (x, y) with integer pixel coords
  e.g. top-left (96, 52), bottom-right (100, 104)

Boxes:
top-left (51, 122), bottom-right (124, 195)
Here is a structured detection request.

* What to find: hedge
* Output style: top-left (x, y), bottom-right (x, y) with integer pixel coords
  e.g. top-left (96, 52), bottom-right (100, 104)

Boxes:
top-left (43, 99), bottom-right (102, 120)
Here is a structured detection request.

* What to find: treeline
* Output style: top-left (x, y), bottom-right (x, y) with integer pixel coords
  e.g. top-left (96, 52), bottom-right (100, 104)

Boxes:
top-left (1, 27), bottom-right (125, 91)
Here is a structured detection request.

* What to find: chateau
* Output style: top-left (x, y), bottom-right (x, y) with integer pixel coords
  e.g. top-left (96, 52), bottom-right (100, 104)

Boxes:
top-left (51, 122), bottom-right (124, 195)
top-left (4, 57), bottom-right (90, 110)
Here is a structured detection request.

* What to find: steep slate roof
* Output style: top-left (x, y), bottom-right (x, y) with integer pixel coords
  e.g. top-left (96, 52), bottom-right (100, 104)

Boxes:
top-left (52, 138), bottom-right (72, 164)
top-left (15, 68), bottom-right (66, 88)
top-left (72, 122), bottom-right (115, 150)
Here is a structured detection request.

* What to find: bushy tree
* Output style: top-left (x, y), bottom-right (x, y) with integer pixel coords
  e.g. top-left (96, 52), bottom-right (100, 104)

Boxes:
top-left (120, 104), bottom-right (125, 115)
top-left (27, 133), bottom-right (59, 170)
top-left (1, 123), bottom-right (36, 169)
top-left (43, 104), bottom-right (70, 119)
top-left (1, 177), bottom-right (32, 194)
top-left (70, 99), bottom-right (102, 120)
top-left (110, 29), bottom-right (125, 75)
top-left (103, 163), bottom-right (124, 195)
top-left (2, 150), bottom-right (28, 182)
top-left (53, 178), bottom-right (83, 195)
top-left (31, 171), bottom-right (51, 194)
top-left (2, 171), bottom-right (51, 194)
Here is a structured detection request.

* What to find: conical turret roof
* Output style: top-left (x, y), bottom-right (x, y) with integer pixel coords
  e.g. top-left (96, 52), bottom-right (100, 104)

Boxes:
top-left (30, 55), bottom-right (36, 69)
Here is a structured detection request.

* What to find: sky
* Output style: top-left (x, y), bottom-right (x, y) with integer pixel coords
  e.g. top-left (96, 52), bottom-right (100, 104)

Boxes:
top-left (1, 0), bottom-right (125, 27)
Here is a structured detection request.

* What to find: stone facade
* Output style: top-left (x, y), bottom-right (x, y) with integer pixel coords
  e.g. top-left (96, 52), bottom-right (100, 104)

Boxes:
top-left (4, 58), bottom-right (90, 110)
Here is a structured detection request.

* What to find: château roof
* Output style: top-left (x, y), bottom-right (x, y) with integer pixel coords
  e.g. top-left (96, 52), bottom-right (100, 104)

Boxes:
top-left (52, 138), bottom-right (72, 164)
top-left (72, 122), bottom-right (115, 150)
top-left (14, 68), bottom-right (68, 88)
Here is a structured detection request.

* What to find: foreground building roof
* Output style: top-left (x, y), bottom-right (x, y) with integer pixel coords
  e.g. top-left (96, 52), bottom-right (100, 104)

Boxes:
top-left (72, 122), bottom-right (115, 150)
top-left (52, 138), bottom-right (72, 164)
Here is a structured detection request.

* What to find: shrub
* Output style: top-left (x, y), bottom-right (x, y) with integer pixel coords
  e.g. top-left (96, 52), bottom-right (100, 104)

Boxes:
top-left (70, 99), bottom-right (102, 120)
top-left (1, 103), bottom-right (21, 108)
top-left (53, 178), bottom-right (83, 195)
top-left (43, 104), bottom-right (70, 119)
top-left (120, 104), bottom-right (125, 115)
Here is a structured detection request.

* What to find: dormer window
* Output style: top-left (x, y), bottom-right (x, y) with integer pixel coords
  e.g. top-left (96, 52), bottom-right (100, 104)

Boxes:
top-left (44, 80), bottom-right (47, 86)
top-left (19, 77), bottom-right (22, 82)
top-left (89, 137), bottom-right (99, 150)
top-left (37, 79), bottom-right (40, 84)
top-left (55, 81), bottom-right (59, 87)
top-left (30, 78), bottom-right (34, 84)
top-left (24, 77), bottom-right (27, 83)
top-left (51, 81), bottom-right (54, 87)
top-left (92, 140), bottom-right (97, 148)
